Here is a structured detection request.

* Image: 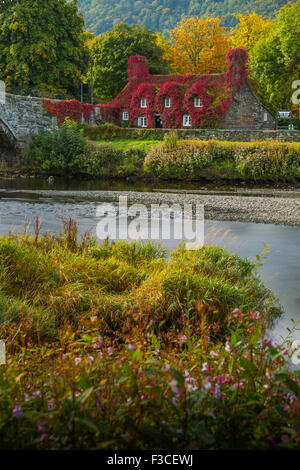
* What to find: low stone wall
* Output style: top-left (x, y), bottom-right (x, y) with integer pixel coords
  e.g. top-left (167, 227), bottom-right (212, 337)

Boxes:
top-left (94, 127), bottom-right (300, 142)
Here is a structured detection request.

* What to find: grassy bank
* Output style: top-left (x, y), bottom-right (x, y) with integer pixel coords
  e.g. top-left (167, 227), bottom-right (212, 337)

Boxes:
top-left (0, 222), bottom-right (280, 343)
top-left (0, 224), bottom-right (299, 449)
top-left (23, 122), bottom-right (300, 183)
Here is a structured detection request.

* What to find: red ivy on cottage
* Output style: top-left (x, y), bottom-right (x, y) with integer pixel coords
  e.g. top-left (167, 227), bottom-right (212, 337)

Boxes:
top-left (43, 100), bottom-right (94, 126)
top-left (155, 82), bottom-right (185, 128)
top-left (183, 78), bottom-right (213, 127)
top-left (226, 48), bottom-right (248, 89)
top-left (130, 83), bottom-right (156, 128)
top-left (128, 55), bottom-right (150, 84)
top-left (99, 102), bottom-right (120, 124)
top-left (95, 47), bottom-right (249, 129)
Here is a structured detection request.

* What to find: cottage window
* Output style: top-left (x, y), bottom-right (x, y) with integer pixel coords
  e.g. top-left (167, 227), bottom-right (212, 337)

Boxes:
top-left (140, 98), bottom-right (147, 108)
top-left (165, 97), bottom-right (171, 108)
top-left (194, 97), bottom-right (202, 108)
top-left (122, 111), bottom-right (129, 121)
top-left (263, 112), bottom-right (268, 122)
top-left (138, 116), bottom-right (147, 128)
top-left (182, 114), bottom-right (191, 127)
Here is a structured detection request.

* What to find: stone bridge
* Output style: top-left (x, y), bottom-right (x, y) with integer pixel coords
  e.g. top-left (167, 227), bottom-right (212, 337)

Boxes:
top-left (0, 93), bottom-right (54, 156)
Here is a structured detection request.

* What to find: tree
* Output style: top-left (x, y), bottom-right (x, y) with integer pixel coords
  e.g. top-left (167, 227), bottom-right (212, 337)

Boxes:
top-left (90, 23), bottom-right (168, 102)
top-left (77, 0), bottom-right (288, 36)
top-left (230, 11), bottom-right (272, 52)
top-left (250, 0), bottom-right (300, 110)
top-left (167, 16), bottom-right (230, 74)
top-left (0, 0), bottom-right (89, 97)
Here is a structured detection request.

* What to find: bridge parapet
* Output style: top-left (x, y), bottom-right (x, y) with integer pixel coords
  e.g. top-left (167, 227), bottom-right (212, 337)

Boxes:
top-left (0, 93), bottom-right (56, 151)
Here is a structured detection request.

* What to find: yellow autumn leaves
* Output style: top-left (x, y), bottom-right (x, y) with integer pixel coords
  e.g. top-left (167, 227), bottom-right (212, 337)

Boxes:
top-left (159, 12), bottom-right (272, 75)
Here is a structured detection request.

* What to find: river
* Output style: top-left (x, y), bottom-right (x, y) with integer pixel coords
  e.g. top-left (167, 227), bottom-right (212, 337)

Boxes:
top-left (0, 177), bottom-right (299, 344)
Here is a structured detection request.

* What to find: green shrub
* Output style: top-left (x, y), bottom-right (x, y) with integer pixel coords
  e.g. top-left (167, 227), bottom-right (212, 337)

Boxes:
top-left (145, 139), bottom-right (300, 181)
top-left (235, 142), bottom-right (300, 181)
top-left (145, 140), bottom-right (236, 179)
top-left (80, 141), bottom-right (145, 177)
top-left (25, 119), bottom-right (85, 170)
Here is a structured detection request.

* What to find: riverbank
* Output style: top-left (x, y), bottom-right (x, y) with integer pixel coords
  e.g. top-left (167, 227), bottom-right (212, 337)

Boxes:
top-left (21, 121), bottom-right (300, 184)
top-left (4, 186), bottom-right (298, 226)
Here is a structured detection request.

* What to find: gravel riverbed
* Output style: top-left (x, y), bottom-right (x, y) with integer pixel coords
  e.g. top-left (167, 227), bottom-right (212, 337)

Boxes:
top-left (5, 188), bottom-right (299, 226)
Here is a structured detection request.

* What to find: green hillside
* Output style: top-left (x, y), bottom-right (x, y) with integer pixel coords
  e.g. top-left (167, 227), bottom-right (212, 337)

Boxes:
top-left (78, 0), bottom-right (289, 35)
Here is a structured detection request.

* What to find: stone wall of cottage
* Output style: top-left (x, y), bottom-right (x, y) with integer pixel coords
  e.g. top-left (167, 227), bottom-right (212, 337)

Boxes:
top-left (223, 83), bottom-right (276, 130)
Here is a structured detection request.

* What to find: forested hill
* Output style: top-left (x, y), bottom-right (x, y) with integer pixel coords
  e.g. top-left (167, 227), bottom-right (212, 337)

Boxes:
top-left (77, 0), bottom-right (289, 35)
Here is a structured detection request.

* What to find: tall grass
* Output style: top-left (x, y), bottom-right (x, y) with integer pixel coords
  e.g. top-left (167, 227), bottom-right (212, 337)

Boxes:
top-left (0, 220), bottom-right (280, 344)
top-left (145, 139), bottom-right (300, 182)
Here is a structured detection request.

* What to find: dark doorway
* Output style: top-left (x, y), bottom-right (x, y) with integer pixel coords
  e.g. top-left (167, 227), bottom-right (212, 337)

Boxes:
top-left (155, 114), bottom-right (163, 128)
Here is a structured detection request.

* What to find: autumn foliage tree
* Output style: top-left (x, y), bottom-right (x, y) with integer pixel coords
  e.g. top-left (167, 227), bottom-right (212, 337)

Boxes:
top-left (230, 11), bottom-right (272, 52)
top-left (167, 16), bottom-right (230, 74)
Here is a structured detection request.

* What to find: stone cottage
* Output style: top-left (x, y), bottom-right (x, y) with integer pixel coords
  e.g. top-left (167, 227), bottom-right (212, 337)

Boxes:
top-left (96, 48), bottom-right (275, 130)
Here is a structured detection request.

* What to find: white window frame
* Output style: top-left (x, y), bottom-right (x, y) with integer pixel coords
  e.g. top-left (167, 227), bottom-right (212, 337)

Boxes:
top-left (138, 116), bottom-right (147, 128)
top-left (164, 97), bottom-right (171, 108)
top-left (182, 114), bottom-right (191, 127)
top-left (122, 111), bottom-right (129, 121)
top-left (194, 97), bottom-right (202, 108)
top-left (140, 98), bottom-right (147, 108)
top-left (263, 112), bottom-right (268, 122)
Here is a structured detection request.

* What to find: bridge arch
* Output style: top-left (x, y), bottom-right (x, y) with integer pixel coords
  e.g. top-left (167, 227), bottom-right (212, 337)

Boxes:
top-left (0, 117), bottom-right (18, 144)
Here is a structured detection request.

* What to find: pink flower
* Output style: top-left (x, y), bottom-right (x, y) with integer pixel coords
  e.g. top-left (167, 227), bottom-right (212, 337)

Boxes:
top-left (225, 341), bottom-right (231, 352)
top-left (250, 311), bottom-right (260, 320)
top-left (87, 356), bottom-right (94, 366)
top-left (154, 349), bottom-right (160, 356)
top-left (232, 308), bottom-right (242, 318)
top-left (12, 405), bottom-right (23, 419)
top-left (202, 362), bottom-right (208, 372)
top-left (47, 400), bottom-right (54, 410)
top-left (75, 357), bottom-right (82, 365)
top-left (203, 378), bottom-right (212, 390)
top-left (233, 380), bottom-right (245, 389)
top-left (169, 379), bottom-right (179, 395)
top-left (281, 434), bottom-right (289, 442)
top-left (107, 347), bottom-right (113, 356)
top-left (211, 384), bottom-right (221, 398)
top-left (179, 334), bottom-right (187, 343)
